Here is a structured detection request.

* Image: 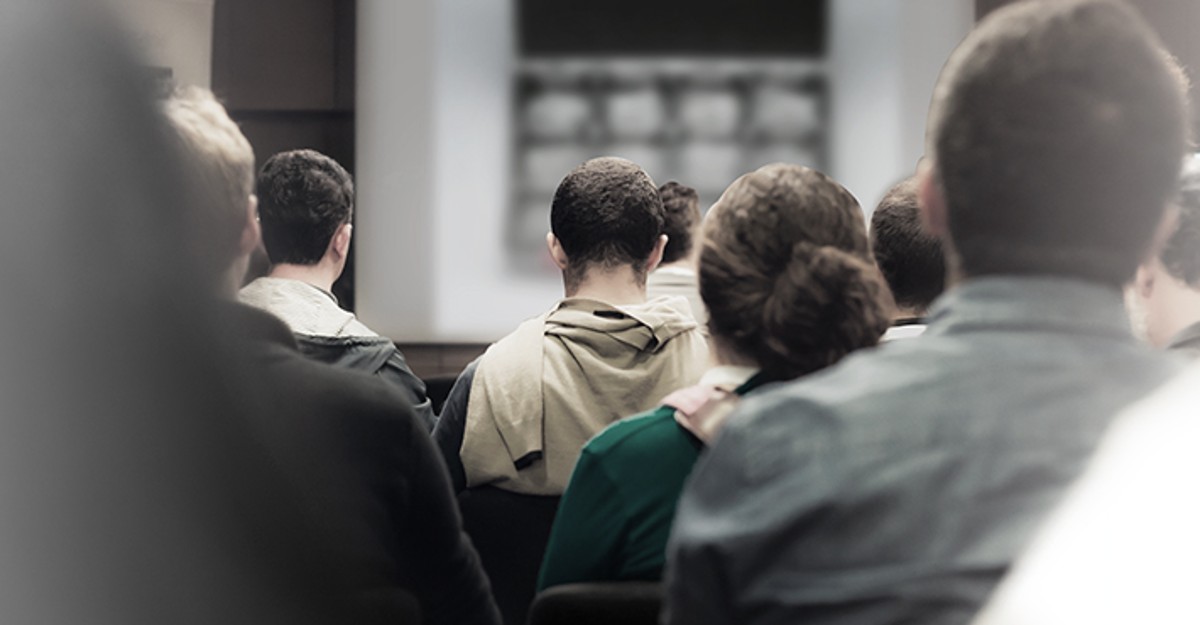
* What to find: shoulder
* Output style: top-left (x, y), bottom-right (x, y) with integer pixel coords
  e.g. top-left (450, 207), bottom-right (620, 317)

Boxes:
top-left (272, 351), bottom-right (418, 427)
top-left (585, 405), bottom-right (681, 456)
top-left (580, 403), bottom-right (696, 470)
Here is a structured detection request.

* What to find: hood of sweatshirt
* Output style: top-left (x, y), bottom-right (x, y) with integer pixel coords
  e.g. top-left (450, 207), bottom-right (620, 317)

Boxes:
top-left (546, 295), bottom-right (700, 355)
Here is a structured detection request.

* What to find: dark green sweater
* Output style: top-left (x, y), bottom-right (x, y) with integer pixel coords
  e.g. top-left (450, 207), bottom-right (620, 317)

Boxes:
top-left (537, 404), bottom-right (704, 590)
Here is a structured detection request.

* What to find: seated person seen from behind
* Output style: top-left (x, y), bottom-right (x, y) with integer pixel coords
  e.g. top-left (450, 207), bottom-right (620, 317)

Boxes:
top-left (870, 175), bottom-right (947, 340)
top-left (538, 163), bottom-right (889, 591)
top-left (1127, 154), bottom-right (1200, 355)
top-left (664, 1), bottom-right (1189, 624)
top-left (433, 157), bottom-right (709, 495)
top-left (238, 149), bottom-right (434, 428)
top-left (646, 181), bottom-right (706, 326)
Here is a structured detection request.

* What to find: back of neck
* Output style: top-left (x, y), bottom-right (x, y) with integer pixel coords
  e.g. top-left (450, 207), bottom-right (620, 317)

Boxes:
top-left (268, 263), bottom-right (337, 295)
top-left (565, 265), bottom-right (648, 307)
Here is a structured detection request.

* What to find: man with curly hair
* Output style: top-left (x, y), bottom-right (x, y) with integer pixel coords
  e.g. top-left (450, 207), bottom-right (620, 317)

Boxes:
top-left (1127, 155), bottom-right (1200, 355)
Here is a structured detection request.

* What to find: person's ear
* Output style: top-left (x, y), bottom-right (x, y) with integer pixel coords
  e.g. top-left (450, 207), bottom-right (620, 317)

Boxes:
top-left (546, 232), bottom-right (569, 271)
top-left (1134, 262), bottom-right (1156, 299)
top-left (645, 234), bottom-right (668, 273)
top-left (331, 222), bottom-right (352, 261)
top-left (916, 160), bottom-right (949, 239)
top-left (239, 195), bottom-right (261, 257)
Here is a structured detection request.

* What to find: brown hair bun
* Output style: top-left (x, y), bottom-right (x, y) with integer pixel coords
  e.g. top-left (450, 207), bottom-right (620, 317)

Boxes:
top-left (701, 163), bottom-right (889, 381)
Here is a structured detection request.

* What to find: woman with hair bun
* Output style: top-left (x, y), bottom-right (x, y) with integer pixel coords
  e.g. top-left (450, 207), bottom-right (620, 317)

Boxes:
top-left (537, 163), bottom-right (890, 591)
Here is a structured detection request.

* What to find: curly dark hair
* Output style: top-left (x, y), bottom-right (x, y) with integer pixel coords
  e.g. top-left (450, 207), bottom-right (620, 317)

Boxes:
top-left (928, 0), bottom-right (1188, 286)
top-left (870, 176), bottom-right (946, 314)
top-left (1161, 159), bottom-right (1200, 287)
top-left (658, 181), bottom-right (701, 264)
top-left (700, 163), bottom-right (889, 381)
top-left (256, 149), bottom-right (354, 266)
top-left (550, 157), bottom-right (664, 290)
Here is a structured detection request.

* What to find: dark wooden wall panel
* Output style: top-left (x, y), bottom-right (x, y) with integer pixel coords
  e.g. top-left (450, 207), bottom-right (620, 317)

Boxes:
top-left (213, 0), bottom-right (339, 110)
top-left (213, 0), bottom-right (358, 307)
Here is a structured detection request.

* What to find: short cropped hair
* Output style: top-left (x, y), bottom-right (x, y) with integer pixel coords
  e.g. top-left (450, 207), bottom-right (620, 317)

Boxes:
top-left (928, 0), bottom-right (1188, 285)
top-left (1161, 157), bottom-right (1200, 288)
top-left (256, 149), bottom-right (354, 265)
top-left (658, 181), bottom-right (701, 264)
top-left (701, 164), bottom-right (889, 380)
top-left (161, 86), bottom-right (255, 276)
top-left (550, 157), bottom-right (665, 289)
top-left (871, 177), bottom-right (946, 313)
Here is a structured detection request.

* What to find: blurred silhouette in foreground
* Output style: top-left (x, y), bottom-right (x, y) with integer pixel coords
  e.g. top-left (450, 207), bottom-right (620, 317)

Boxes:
top-left (664, 1), bottom-right (1189, 623)
top-left (0, 1), bottom-right (350, 622)
top-left (0, 2), bottom-right (469, 623)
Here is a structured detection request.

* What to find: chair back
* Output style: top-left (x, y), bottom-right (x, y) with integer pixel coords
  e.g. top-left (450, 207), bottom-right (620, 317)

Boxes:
top-left (457, 486), bottom-right (560, 625)
top-left (528, 582), bottom-right (663, 625)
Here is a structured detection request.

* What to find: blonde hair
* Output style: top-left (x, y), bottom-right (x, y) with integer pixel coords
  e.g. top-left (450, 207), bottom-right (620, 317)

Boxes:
top-left (162, 86), bottom-right (255, 276)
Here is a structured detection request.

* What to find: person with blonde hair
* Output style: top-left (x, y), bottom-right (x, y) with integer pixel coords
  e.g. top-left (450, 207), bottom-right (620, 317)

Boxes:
top-left (162, 86), bottom-right (501, 625)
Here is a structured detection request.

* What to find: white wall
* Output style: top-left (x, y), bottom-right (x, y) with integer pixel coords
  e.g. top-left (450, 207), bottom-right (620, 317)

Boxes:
top-left (356, 0), bottom-right (439, 339)
top-left (429, 0), bottom-right (560, 342)
top-left (356, 0), bottom-right (975, 342)
top-left (109, 0), bottom-right (214, 88)
top-left (830, 0), bottom-right (973, 213)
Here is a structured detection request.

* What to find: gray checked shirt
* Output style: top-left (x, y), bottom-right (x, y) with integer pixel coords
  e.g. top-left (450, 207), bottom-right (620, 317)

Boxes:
top-left (664, 276), bottom-right (1185, 625)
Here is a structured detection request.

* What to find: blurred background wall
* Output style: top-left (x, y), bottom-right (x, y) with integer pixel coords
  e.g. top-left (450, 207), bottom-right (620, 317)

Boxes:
top-left (357, 0), bottom-right (974, 345)
top-left (111, 0), bottom-right (1200, 372)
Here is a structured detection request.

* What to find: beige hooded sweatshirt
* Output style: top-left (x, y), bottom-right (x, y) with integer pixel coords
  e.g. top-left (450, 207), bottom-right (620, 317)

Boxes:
top-left (460, 296), bottom-right (709, 495)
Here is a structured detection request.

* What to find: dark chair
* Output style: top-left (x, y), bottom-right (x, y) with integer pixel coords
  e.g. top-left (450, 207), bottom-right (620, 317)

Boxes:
top-left (457, 486), bottom-right (561, 625)
top-left (529, 582), bottom-right (663, 625)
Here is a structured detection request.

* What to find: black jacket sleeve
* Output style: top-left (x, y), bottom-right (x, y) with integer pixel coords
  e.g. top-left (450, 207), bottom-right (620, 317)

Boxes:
top-left (379, 349), bottom-right (436, 432)
top-left (400, 406), bottom-right (502, 625)
top-left (431, 359), bottom-right (478, 493)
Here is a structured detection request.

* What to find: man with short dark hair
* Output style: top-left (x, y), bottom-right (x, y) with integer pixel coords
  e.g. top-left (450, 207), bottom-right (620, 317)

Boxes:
top-left (1127, 155), bottom-right (1200, 355)
top-left (434, 157), bottom-right (708, 495)
top-left (647, 181), bottom-right (705, 324)
top-left (665, 2), bottom-right (1188, 624)
top-left (870, 175), bottom-right (946, 339)
top-left (164, 89), bottom-right (500, 625)
top-left (239, 149), bottom-right (433, 429)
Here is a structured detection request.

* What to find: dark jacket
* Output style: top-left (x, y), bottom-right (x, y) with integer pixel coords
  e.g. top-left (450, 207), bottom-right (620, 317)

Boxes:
top-left (433, 358), bottom-right (479, 492)
top-left (297, 334), bottom-right (435, 430)
top-left (235, 304), bottom-right (501, 625)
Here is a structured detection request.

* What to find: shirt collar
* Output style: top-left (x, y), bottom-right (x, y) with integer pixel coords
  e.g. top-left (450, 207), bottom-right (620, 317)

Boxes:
top-left (699, 365), bottom-right (760, 390)
top-left (1167, 320), bottom-right (1200, 351)
top-left (924, 275), bottom-right (1133, 339)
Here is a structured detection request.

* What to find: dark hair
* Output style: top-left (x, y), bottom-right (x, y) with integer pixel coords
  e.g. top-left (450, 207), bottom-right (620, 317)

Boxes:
top-left (870, 177), bottom-right (946, 313)
top-left (700, 163), bottom-right (889, 381)
top-left (928, 0), bottom-right (1188, 285)
top-left (550, 157), bottom-right (665, 289)
top-left (1161, 158), bottom-right (1200, 287)
top-left (256, 149), bottom-right (354, 266)
top-left (658, 181), bottom-right (701, 264)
